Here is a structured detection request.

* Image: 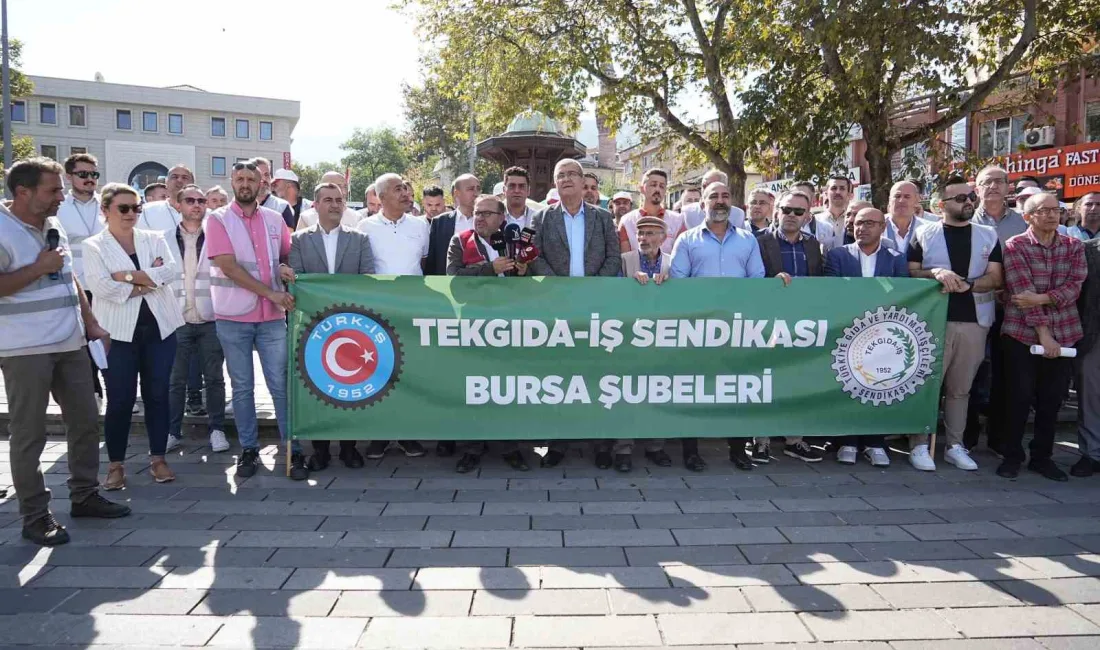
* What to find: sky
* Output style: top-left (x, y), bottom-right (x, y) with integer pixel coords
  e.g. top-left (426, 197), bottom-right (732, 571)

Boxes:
top-left (12, 0), bottom-right (424, 165)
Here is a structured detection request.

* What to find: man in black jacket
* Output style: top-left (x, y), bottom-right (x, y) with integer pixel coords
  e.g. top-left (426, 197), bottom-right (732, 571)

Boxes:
top-left (1072, 237), bottom-right (1100, 477)
top-left (425, 174), bottom-right (480, 276)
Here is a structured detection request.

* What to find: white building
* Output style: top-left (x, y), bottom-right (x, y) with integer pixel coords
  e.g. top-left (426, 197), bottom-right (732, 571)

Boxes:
top-left (12, 75), bottom-right (299, 191)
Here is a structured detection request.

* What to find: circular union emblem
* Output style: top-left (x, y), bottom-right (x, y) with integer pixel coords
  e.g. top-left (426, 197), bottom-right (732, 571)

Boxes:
top-left (297, 304), bottom-right (403, 409)
top-left (831, 306), bottom-right (936, 406)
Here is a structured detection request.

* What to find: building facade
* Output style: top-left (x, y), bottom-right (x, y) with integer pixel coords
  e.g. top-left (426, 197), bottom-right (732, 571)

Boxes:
top-left (12, 75), bottom-right (300, 191)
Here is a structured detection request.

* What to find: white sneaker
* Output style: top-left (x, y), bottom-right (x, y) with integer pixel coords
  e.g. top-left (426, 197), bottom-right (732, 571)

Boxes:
top-left (909, 444), bottom-right (936, 471)
top-left (864, 447), bottom-right (890, 467)
top-left (209, 430), bottom-right (230, 453)
top-left (165, 434), bottom-right (182, 452)
top-left (836, 445), bottom-right (858, 465)
top-left (132, 402), bottom-right (143, 415)
top-left (944, 444), bottom-right (978, 471)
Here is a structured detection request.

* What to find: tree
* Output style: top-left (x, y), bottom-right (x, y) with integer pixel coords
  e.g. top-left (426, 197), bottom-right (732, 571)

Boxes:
top-left (291, 162), bottom-right (322, 200)
top-left (402, 77), bottom-right (471, 166)
top-left (339, 127), bottom-right (410, 202)
top-left (405, 0), bottom-right (756, 198)
top-left (738, 0), bottom-right (1100, 207)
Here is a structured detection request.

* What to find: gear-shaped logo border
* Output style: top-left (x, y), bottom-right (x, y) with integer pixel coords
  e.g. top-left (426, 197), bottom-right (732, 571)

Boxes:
top-left (296, 303), bottom-right (404, 410)
top-left (831, 306), bottom-right (936, 406)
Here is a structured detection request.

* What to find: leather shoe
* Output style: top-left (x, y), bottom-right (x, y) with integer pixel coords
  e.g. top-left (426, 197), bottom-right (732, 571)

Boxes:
top-left (22, 514), bottom-right (69, 546)
top-left (1070, 457), bottom-right (1100, 478)
top-left (502, 450), bottom-right (530, 471)
top-left (1028, 458), bottom-right (1068, 482)
top-left (340, 446), bottom-right (365, 469)
top-left (595, 451), bottom-right (613, 469)
top-left (456, 453), bottom-right (481, 473)
top-left (996, 460), bottom-right (1020, 479)
top-left (645, 449), bottom-right (673, 467)
top-left (683, 453), bottom-right (707, 472)
top-left (289, 452), bottom-right (310, 481)
top-left (307, 451), bottom-right (330, 472)
top-left (729, 445), bottom-right (754, 471)
top-left (541, 450), bottom-right (565, 467)
top-left (614, 454), bottom-right (632, 472)
top-left (71, 493), bottom-right (131, 519)
top-left (436, 441), bottom-right (456, 457)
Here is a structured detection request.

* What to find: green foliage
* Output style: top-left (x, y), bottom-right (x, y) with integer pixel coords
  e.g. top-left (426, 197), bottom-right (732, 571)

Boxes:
top-left (340, 127), bottom-right (410, 202)
top-left (402, 77), bottom-right (471, 166)
top-left (291, 161), bottom-right (342, 200)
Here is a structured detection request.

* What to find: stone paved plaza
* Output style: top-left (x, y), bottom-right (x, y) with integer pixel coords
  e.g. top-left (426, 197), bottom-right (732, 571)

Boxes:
top-left (2, 431), bottom-right (1100, 649)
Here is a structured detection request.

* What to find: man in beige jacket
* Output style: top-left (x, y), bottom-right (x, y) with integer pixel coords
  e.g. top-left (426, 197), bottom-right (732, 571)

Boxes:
top-left (621, 216), bottom-right (671, 286)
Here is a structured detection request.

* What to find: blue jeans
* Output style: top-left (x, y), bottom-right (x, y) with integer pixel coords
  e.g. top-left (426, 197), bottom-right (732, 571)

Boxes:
top-left (104, 332), bottom-right (178, 462)
top-left (215, 319), bottom-right (295, 452)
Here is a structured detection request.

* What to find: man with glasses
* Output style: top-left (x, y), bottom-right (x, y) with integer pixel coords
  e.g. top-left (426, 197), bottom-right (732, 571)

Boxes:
top-left (1069, 192), bottom-right (1100, 241)
top-left (57, 153), bottom-right (106, 408)
top-left (967, 165), bottom-right (1030, 454)
top-left (530, 158), bottom-right (622, 467)
top-left (746, 187), bottom-right (776, 234)
top-left (998, 192), bottom-right (1086, 481)
top-left (908, 175), bottom-right (1003, 472)
top-left (165, 185), bottom-right (228, 455)
top-left (841, 200), bottom-right (873, 245)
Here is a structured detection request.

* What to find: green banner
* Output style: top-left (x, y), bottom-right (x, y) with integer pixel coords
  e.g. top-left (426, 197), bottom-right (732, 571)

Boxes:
top-left (288, 276), bottom-right (947, 440)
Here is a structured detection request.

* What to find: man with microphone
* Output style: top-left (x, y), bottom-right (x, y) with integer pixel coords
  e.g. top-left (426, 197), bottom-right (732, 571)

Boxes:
top-left (445, 194), bottom-right (532, 473)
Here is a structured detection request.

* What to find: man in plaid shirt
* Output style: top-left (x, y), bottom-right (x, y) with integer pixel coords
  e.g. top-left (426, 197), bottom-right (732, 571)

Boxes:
top-left (998, 192), bottom-right (1087, 481)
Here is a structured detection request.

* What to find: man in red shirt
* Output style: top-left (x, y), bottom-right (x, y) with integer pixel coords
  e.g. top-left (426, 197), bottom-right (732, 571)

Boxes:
top-left (998, 192), bottom-right (1087, 481)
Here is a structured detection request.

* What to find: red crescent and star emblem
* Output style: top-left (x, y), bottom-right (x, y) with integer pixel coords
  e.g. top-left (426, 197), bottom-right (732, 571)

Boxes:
top-left (320, 329), bottom-right (378, 385)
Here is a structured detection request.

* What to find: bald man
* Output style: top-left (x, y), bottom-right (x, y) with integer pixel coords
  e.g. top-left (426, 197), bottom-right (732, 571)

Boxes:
top-left (885, 180), bottom-right (931, 255)
top-left (425, 173), bottom-right (480, 276)
top-left (296, 171), bottom-right (363, 231)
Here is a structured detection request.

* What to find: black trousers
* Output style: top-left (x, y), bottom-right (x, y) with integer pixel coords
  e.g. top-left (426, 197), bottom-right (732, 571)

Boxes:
top-left (1003, 337), bottom-right (1073, 464)
top-left (312, 440), bottom-right (357, 455)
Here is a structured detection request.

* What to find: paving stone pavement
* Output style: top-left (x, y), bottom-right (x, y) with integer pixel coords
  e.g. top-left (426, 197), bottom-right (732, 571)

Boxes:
top-left (1, 431), bottom-right (1100, 649)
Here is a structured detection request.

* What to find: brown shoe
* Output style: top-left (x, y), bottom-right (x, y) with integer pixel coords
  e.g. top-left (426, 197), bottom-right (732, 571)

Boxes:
top-left (104, 462), bottom-right (125, 491)
top-left (150, 458), bottom-right (175, 484)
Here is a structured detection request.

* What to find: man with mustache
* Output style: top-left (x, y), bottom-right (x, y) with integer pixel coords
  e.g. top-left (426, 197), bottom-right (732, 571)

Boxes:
top-left (670, 181), bottom-right (765, 472)
top-left (908, 175), bottom-right (1003, 472)
top-left (618, 168), bottom-right (686, 255)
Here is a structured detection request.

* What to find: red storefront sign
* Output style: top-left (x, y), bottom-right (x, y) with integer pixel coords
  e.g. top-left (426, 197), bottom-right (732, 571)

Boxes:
top-left (282, 152), bottom-right (292, 170)
top-left (1003, 142), bottom-right (1100, 199)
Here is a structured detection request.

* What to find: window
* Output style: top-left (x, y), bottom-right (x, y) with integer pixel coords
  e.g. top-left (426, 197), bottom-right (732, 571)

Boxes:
top-left (235, 157), bottom-right (250, 163)
top-left (142, 111), bottom-right (158, 132)
top-left (949, 117), bottom-right (968, 161)
top-left (1088, 102), bottom-right (1100, 143)
top-left (168, 113), bottom-right (183, 135)
top-left (235, 119), bottom-right (249, 139)
top-left (10, 100), bottom-right (26, 123)
top-left (212, 156), bottom-right (227, 177)
top-left (68, 104), bottom-right (86, 127)
top-left (40, 145), bottom-right (57, 160)
top-left (116, 109), bottom-right (132, 130)
top-left (39, 102), bottom-right (57, 125)
top-left (978, 115), bottom-right (1028, 158)
top-left (70, 146), bottom-right (87, 155)
top-left (211, 116), bottom-right (226, 137)
top-left (259, 121), bottom-right (273, 141)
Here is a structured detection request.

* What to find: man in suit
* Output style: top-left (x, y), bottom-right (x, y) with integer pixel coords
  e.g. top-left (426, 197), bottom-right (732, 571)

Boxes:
top-left (288, 182), bottom-right (376, 472)
top-left (1072, 236), bottom-right (1100, 477)
top-left (445, 194), bottom-right (533, 473)
top-left (752, 190), bottom-right (825, 465)
top-left (825, 207), bottom-right (908, 466)
top-left (531, 158), bottom-right (622, 467)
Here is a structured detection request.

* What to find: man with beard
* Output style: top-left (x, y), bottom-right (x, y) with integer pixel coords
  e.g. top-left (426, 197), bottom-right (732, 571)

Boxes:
top-left (296, 171), bottom-right (363, 231)
top-left (609, 192), bottom-right (633, 227)
top-left (842, 200), bottom-right (873, 245)
top-left (503, 166), bottom-right (534, 229)
top-left (422, 185), bottom-right (447, 221)
top-left (141, 165), bottom-right (192, 233)
top-left (272, 169), bottom-right (311, 229)
top-left (205, 161), bottom-right (305, 480)
top-left (670, 181), bottom-right (764, 472)
top-left (357, 184), bottom-right (383, 220)
top-left (746, 187), bottom-right (776, 234)
top-left (583, 172), bottom-right (602, 206)
top-left (252, 157), bottom-right (295, 229)
top-left (819, 175), bottom-right (853, 251)
top-left (682, 168), bottom-right (746, 230)
top-left (908, 175), bottom-right (1003, 472)
top-left (619, 168), bottom-right (686, 255)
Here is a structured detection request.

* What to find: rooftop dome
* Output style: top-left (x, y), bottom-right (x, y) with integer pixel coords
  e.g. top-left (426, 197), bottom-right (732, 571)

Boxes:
top-left (504, 111), bottom-right (565, 136)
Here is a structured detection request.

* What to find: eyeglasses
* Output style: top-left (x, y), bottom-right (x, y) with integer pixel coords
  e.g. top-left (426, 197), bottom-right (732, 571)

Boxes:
top-left (978, 177), bottom-right (1008, 187)
top-left (780, 206), bottom-right (807, 216)
top-left (474, 210), bottom-right (502, 218)
top-left (946, 192), bottom-right (978, 204)
top-left (182, 197), bottom-right (207, 206)
top-left (1031, 207), bottom-right (1066, 218)
top-left (72, 171), bottom-right (100, 180)
top-left (554, 170), bottom-right (582, 181)
top-left (115, 204), bottom-right (143, 215)
top-left (854, 219), bottom-right (884, 227)
top-left (232, 162), bottom-right (258, 172)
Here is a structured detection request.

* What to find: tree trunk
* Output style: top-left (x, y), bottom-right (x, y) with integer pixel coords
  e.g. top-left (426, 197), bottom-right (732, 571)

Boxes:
top-left (862, 122), bottom-right (893, 210)
top-left (718, 146), bottom-right (747, 208)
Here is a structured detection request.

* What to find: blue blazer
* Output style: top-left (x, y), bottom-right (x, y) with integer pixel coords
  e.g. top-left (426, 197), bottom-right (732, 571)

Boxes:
top-left (825, 243), bottom-right (909, 278)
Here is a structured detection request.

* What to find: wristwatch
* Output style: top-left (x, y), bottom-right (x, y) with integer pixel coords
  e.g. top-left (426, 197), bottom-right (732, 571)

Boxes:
top-left (124, 272), bottom-right (134, 283)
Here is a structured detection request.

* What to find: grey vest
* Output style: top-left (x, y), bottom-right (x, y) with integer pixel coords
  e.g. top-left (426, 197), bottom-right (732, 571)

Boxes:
top-left (913, 221), bottom-right (999, 327)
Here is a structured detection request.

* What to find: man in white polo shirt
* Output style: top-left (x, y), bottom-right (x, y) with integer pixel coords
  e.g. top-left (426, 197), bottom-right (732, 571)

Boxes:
top-left (357, 173), bottom-right (429, 460)
top-left (141, 164), bottom-right (192, 234)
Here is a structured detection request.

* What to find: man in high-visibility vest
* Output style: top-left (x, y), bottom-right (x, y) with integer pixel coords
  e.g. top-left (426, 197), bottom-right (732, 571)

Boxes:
top-left (0, 158), bottom-right (131, 546)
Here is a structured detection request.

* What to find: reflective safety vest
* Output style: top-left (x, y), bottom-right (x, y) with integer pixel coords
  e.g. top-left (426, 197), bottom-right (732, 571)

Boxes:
top-left (912, 221), bottom-right (1000, 327)
top-left (165, 223), bottom-right (214, 322)
top-left (0, 208), bottom-right (82, 351)
top-left (208, 204), bottom-right (284, 318)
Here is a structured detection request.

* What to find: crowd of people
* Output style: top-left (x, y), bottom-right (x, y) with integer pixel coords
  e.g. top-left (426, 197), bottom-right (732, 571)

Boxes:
top-left (0, 151), bottom-right (1097, 547)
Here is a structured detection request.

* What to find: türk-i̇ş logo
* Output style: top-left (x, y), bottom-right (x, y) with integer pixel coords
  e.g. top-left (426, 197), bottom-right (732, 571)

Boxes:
top-left (297, 304), bottom-right (403, 409)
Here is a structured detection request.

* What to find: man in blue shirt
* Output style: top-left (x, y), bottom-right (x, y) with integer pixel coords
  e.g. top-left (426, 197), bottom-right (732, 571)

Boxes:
top-left (670, 181), bottom-right (765, 471)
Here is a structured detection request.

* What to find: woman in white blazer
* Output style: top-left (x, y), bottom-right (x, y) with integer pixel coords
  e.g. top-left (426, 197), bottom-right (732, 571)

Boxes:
top-left (84, 183), bottom-right (185, 489)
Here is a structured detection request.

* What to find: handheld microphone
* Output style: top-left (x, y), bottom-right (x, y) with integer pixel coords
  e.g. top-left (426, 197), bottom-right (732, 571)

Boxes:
top-left (488, 231), bottom-right (507, 255)
top-left (45, 229), bottom-right (61, 280)
top-left (516, 227), bottom-right (540, 263)
top-left (503, 223), bottom-right (522, 259)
